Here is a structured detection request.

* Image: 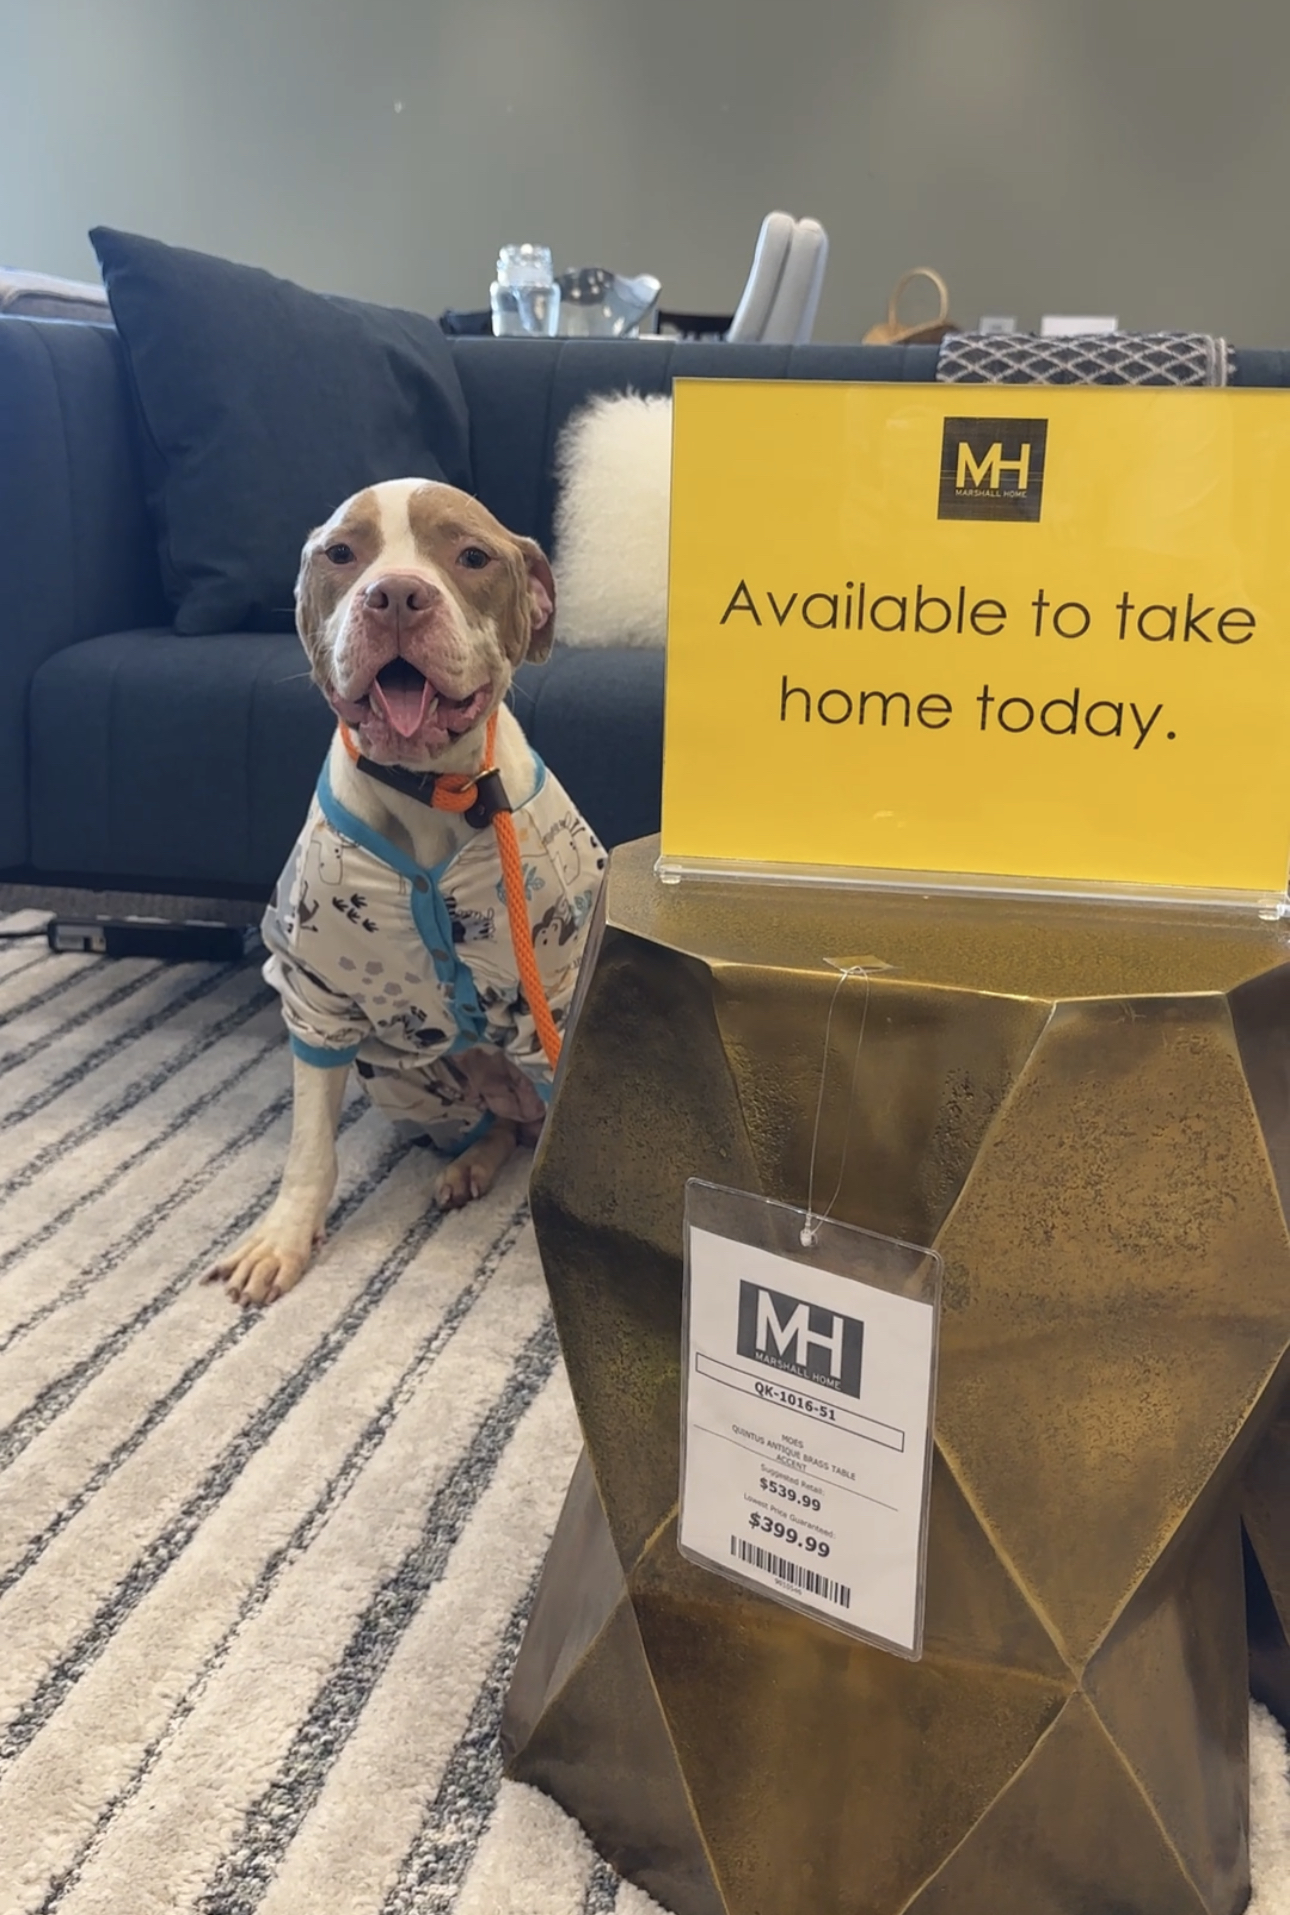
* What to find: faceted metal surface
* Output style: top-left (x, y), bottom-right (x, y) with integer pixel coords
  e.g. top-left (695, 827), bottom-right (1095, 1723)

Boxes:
top-left (505, 838), bottom-right (1290, 1915)
top-left (1234, 957), bottom-right (1290, 1725)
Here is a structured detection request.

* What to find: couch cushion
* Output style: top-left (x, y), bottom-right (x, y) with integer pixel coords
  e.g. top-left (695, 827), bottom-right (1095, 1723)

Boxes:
top-left (90, 228), bottom-right (472, 638)
top-left (450, 337), bottom-right (943, 553)
top-left (30, 631), bottom-right (334, 887)
top-left (512, 645), bottom-right (664, 852)
top-left (30, 634), bottom-right (663, 890)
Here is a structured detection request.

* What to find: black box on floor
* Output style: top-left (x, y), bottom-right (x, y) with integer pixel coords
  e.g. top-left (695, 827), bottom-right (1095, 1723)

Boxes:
top-left (47, 918), bottom-right (262, 961)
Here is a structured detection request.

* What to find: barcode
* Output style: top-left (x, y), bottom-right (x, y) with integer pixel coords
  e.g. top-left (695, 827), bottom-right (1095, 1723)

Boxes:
top-left (731, 1536), bottom-right (851, 1608)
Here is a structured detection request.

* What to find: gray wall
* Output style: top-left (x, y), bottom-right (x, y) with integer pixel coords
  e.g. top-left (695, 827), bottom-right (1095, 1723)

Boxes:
top-left (3, 0), bottom-right (1289, 345)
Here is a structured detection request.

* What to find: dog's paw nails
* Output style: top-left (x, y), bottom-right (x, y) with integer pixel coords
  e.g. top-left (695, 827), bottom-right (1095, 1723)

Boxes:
top-left (205, 1232), bottom-right (311, 1307)
top-left (243, 1257), bottom-right (306, 1307)
top-left (433, 1165), bottom-right (472, 1210)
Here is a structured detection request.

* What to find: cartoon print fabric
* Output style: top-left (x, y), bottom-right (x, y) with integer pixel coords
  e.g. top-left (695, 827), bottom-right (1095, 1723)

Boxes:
top-left (261, 754), bottom-right (606, 1150)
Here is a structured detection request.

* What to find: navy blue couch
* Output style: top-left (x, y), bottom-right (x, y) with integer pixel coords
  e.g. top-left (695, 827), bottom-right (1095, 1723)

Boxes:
top-left (4, 320), bottom-right (1289, 896)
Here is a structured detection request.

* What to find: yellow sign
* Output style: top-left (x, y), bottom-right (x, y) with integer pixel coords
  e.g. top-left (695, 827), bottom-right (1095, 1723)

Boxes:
top-left (661, 381), bottom-right (1290, 896)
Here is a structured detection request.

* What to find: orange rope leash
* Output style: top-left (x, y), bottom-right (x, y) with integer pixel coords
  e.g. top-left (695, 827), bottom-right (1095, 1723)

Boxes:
top-left (492, 804), bottom-right (563, 1069)
top-left (338, 714), bottom-right (562, 1068)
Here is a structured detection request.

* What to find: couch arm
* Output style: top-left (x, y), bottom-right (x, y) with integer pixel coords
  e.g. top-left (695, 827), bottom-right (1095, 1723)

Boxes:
top-left (0, 317), bottom-right (166, 865)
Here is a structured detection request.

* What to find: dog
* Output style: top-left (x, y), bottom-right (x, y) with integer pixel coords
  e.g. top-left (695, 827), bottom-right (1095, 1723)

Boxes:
top-left (205, 478), bottom-right (606, 1306)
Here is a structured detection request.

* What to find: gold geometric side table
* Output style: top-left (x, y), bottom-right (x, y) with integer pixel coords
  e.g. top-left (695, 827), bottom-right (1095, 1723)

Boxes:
top-left (504, 838), bottom-right (1290, 1915)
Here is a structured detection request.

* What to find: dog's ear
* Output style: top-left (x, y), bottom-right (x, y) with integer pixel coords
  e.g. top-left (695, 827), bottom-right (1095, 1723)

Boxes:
top-left (517, 537), bottom-right (556, 664)
top-left (294, 532), bottom-right (330, 675)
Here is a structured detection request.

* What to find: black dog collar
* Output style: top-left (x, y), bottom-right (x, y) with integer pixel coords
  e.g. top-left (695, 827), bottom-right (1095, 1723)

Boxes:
top-left (354, 754), bottom-right (512, 831)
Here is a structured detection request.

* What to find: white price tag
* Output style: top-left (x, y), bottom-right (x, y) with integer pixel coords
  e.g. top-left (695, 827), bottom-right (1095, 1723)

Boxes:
top-left (1039, 313), bottom-right (1118, 336)
top-left (679, 1184), bottom-right (940, 1658)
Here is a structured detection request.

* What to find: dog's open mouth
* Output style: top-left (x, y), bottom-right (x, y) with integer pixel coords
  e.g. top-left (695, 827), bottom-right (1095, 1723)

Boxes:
top-left (362, 659), bottom-right (491, 741)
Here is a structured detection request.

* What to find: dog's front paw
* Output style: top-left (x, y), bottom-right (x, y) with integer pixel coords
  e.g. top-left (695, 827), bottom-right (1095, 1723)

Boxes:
top-left (433, 1159), bottom-right (490, 1210)
top-left (201, 1214), bottom-right (323, 1307)
top-left (433, 1124), bottom-right (518, 1211)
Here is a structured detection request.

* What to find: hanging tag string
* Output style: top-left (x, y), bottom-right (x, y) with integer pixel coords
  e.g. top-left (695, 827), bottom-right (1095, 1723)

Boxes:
top-left (800, 962), bottom-right (874, 1249)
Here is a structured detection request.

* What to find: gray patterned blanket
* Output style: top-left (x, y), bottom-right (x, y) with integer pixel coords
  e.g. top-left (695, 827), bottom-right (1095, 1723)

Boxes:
top-left (937, 330), bottom-right (1231, 386)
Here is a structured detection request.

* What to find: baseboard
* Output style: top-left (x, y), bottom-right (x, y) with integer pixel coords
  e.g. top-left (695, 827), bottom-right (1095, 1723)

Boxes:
top-left (0, 869), bottom-right (268, 924)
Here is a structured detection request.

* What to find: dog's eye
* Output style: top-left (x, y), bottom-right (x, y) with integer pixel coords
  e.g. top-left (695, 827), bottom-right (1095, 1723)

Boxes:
top-left (324, 542), bottom-right (356, 565)
top-left (458, 546), bottom-right (492, 570)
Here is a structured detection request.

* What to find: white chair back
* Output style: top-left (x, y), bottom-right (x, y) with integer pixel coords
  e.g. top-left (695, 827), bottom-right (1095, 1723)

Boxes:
top-left (727, 212), bottom-right (828, 346)
top-left (762, 218), bottom-right (828, 346)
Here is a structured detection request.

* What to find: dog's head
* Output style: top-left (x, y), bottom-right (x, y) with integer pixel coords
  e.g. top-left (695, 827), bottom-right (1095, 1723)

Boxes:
top-left (295, 478), bottom-right (555, 766)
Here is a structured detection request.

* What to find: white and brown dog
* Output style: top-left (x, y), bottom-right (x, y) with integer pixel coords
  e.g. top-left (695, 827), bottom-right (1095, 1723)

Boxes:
top-left (206, 479), bottom-right (605, 1306)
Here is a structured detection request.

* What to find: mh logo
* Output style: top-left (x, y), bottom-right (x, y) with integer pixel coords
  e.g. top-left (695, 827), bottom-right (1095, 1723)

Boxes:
top-left (736, 1281), bottom-right (864, 1398)
top-left (938, 415), bottom-right (1048, 522)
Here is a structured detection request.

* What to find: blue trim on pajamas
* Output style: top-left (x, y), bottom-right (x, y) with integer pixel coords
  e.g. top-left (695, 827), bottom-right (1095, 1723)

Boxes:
top-left (315, 756), bottom-right (550, 1048)
top-left (290, 1035), bottom-right (360, 1069)
top-left (291, 752), bottom-right (563, 1103)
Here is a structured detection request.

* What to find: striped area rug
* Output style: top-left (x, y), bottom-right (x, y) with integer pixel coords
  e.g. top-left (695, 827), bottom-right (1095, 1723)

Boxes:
top-left (0, 914), bottom-right (662, 1915)
top-left (2, 912), bottom-right (1290, 1915)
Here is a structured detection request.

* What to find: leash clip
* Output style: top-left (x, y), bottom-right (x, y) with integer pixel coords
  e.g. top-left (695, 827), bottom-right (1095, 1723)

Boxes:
top-left (465, 768), bottom-right (512, 830)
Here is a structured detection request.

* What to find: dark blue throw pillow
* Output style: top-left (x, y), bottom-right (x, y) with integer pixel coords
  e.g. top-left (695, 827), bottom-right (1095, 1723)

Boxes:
top-left (90, 227), bottom-right (473, 636)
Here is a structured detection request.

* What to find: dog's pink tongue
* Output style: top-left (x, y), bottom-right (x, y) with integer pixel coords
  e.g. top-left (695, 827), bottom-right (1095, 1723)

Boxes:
top-left (370, 674), bottom-right (432, 739)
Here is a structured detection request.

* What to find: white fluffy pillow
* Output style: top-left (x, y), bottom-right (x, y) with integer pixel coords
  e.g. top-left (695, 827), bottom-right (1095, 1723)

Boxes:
top-left (552, 391), bottom-right (673, 648)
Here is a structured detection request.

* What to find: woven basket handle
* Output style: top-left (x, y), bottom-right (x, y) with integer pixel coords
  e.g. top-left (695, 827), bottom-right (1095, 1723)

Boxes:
top-left (887, 267), bottom-right (950, 333)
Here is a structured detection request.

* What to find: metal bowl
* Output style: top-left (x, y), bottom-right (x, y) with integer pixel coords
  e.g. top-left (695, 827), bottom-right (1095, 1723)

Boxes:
top-left (555, 267), bottom-right (662, 338)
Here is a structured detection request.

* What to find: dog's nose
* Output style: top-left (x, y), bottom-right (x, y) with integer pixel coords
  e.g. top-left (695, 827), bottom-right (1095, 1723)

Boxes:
top-left (362, 573), bottom-right (439, 621)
